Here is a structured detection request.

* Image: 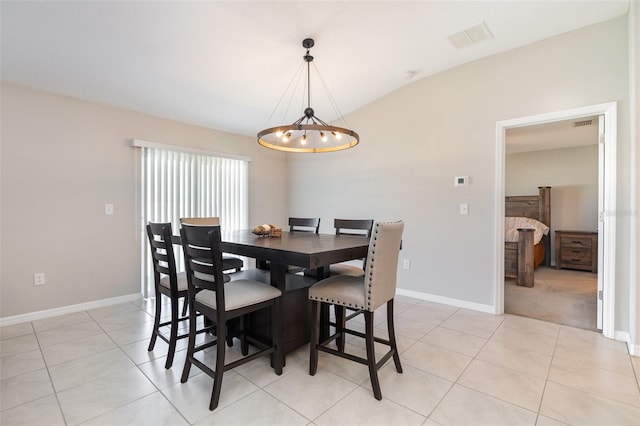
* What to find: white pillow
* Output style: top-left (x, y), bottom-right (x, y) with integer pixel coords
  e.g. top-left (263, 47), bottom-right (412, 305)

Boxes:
top-left (505, 217), bottom-right (549, 244)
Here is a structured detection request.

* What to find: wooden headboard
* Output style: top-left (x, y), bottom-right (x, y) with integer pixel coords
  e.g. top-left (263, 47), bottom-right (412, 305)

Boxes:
top-left (505, 186), bottom-right (551, 266)
top-left (505, 186), bottom-right (551, 227)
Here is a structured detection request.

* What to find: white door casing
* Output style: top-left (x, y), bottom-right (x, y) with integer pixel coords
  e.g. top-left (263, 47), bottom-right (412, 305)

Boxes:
top-left (495, 102), bottom-right (617, 338)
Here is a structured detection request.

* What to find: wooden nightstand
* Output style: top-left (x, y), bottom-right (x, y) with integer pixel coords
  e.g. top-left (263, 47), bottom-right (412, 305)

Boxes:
top-left (555, 230), bottom-right (598, 273)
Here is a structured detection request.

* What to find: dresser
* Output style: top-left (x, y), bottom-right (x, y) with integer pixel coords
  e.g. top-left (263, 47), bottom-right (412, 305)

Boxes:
top-left (555, 230), bottom-right (598, 273)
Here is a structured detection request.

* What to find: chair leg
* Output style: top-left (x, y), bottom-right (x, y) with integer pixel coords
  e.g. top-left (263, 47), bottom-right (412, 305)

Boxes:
top-left (271, 299), bottom-right (283, 375)
top-left (387, 299), bottom-right (402, 373)
top-left (209, 317), bottom-right (226, 411)
top-left (364, 310), bottom-right (382, 400)
top-left (181, 296), bottom-right (188, 317)
top-left (147, 292), bottom-right (162, 351)
top-left (240, 315), bottom-right (249, 356)
top-left (180, 302), bottom-right (197, 383)
top-left (164, 295), bottom-right (180, 369)
top-left (334, 305), bottom-right (346, 352)
top-left (309, 300), bottom-right (320, 376)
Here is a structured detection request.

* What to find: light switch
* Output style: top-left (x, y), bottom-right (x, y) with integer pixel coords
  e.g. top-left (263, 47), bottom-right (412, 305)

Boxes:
top-left (460, 203), bottom-right (469, 215)
top-left (105, 203), bottom-right (114, 215)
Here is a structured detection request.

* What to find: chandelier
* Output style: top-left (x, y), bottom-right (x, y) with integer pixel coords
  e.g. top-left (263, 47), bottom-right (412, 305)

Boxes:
top-left (257, 38), bottom-right (359, 153)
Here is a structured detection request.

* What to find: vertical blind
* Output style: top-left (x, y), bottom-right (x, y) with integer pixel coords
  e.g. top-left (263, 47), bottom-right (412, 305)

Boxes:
top-left (140, 146), bottom-right (249, 298)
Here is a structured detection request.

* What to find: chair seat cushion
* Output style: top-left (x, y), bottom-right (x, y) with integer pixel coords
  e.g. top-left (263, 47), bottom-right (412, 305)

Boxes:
top-left (195, 280), bottom-right (282, 311)
top-left (329, 263), bottom-right (365, 277)
top-left (308, 275), bottom-right (366, 309)
top-left (160, 271), bottom-right (189, 291)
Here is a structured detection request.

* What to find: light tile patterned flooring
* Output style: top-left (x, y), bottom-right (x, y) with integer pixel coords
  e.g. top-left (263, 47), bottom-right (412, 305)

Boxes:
top-left (1, 295), bottom-right (639, 425)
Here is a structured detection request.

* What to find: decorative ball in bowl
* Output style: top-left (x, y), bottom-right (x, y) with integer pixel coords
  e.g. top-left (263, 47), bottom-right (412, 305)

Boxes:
top-left (252, 224), bottom-right (276, 236)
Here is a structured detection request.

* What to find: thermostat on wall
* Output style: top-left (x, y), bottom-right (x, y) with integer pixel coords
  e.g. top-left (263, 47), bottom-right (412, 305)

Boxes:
top-left (455, 176), bottom-right (469, 187)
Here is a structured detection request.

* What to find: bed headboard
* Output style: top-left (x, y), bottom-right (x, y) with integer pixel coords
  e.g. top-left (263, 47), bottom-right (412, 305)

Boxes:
top-left (505, 186), bottom-right (551, 266)
top-left (505, 186), bottom-right (551, 227)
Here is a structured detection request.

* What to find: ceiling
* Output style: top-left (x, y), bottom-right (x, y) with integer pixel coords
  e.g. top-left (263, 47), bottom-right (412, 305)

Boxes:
top-left (0, 1), bottom-right (629, 138)
top-left (506, 115), bottom-right (600, 154)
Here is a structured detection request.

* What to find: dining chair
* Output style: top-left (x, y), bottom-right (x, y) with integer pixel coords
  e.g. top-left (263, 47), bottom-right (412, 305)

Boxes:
top-left (308, 221), bottom-right (404, 400)
top-left (179, 217), bottom-right (244, 273)
top-left (305, 218), bottom-right (374, 278)
top-left (288, 217), bottom-right (320, 233)
top-left (146, 222), bottom-right (218, 369)
top-left (180, 222), bottom-right (283, 411)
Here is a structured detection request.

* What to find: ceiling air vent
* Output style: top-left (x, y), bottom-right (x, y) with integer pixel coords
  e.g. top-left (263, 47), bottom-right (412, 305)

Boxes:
top-left (573, 120), bottom-right (593, 127)
top-left (448, 21), bottom-right (494, 49)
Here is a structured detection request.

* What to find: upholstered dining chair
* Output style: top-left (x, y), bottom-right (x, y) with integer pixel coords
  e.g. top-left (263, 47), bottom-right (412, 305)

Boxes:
top-left (308, 221), bottom-right (404, 400)
top-left (180, 222), bottom-right (283, 411)
top-left (146, 222), bottom-right (217, 369)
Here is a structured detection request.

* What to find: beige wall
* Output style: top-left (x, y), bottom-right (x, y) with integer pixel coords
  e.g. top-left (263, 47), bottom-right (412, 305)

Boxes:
top-left (287, 17), bottom-right (632, 331)
top-left (0, 84), bottom-right (288, 317)
top-left (506, 145), bottom-right (599, 262)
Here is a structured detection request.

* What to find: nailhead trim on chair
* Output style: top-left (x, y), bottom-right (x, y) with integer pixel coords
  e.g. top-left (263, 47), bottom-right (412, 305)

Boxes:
top-left (307, 295), bottom-right (365, 309)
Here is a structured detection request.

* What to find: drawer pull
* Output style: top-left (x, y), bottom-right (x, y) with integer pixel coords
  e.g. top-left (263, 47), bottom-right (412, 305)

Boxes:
top-left (570, 240), bottom-right (586, 245)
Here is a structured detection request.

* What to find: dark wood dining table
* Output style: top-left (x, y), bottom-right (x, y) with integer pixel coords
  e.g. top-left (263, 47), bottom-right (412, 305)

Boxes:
top-left (219, 230), bottom-right (369, 357)
top-left (174, 229), bottom-right (369, 358)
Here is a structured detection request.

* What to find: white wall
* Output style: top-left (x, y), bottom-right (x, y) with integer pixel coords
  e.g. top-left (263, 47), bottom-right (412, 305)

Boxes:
top-left (0, 84), bottom-right (288, 318)
top-left (287, 17), bottom-right (631, 329)
top-left (506, 145), bottom-right (599, 262)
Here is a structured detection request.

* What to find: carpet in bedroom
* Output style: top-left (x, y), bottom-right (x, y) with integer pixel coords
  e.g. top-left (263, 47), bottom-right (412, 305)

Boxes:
top-left (505, 266), bottom-right (597, 331)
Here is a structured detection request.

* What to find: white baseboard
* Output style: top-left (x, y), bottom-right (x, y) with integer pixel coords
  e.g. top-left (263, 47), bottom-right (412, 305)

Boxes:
top-left (396, 288), bottom-right (495, 314)
top-left (0, 293), bottom-right (142, 327)
top-left (614, 330), bottom-right (640, 356)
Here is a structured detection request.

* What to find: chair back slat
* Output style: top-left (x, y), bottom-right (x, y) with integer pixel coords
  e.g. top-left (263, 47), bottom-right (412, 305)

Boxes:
top-left (363, 221), bottom-right (404, 311)
top-left (334, 219), bottom-right (374, 237)
top-left (288, 217), bottom-right (320, 233)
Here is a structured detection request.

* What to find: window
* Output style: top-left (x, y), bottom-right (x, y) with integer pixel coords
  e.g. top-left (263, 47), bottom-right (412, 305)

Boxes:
top-left (134, 140), bottom-right (249, 298)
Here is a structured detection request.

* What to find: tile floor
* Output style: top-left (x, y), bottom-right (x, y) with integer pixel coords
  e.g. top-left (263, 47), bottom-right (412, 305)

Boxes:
top-left (1, 295), bottom-right (639, 425)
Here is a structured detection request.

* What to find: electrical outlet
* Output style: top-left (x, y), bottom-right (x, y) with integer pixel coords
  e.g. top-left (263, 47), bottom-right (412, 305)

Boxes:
top-left (403, 259), bottom-right (411, 269)
top-left (460, 203), bottom-right (469, 215)
top-left (34, 273), bottom-right (46, 286)
top-left (105, 203), bottom-right (114, 215)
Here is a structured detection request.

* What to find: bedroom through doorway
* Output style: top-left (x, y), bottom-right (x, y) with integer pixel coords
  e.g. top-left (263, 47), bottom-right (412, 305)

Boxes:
top-left (504, 119), bottom-right (599, 331)
top-left (495, 102), bottom-right (618, 338)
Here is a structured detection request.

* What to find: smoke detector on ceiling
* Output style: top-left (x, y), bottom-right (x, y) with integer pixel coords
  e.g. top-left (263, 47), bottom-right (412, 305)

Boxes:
top-left (448, 21), bottom-right (494, 49)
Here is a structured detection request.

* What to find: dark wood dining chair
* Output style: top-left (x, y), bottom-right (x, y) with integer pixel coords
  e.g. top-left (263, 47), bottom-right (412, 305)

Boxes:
top-left (146, 222), bottom-right (217, 369)
top-left (180, 223), bottom-right (283, 411)
top-left (288, 217), bottom-right (320, 233)
top-left (308, 221), bottom-right (404, 401)
top-left (180, 217), bottom-right (244, 273)
top-left (303, 218), bottom-right (373, 279)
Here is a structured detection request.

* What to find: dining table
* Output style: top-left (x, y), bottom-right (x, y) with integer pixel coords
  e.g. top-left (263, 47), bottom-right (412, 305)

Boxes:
top-left (221, 229), bottom-right (369, 357)
top-left (174, 229), bottom-right (370, 359)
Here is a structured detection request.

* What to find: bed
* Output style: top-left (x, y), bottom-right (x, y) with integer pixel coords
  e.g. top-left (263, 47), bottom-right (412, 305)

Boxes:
top-left (505, 186), bottom-right (551, 287)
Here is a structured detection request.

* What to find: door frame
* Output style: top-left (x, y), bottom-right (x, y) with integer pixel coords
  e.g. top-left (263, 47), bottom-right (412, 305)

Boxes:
top-left (494, 102), bottom-right (617, 338)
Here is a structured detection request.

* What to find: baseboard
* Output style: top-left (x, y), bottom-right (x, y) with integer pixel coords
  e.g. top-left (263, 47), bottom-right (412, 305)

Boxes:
top-left (628, 341), bottom-right (640, 356)
top-left (396, 288), bottom-right (495, 314)
top-left (613, 330), bottom-right (640, 356)
top-left (0, 293), bottom-right (142, 327)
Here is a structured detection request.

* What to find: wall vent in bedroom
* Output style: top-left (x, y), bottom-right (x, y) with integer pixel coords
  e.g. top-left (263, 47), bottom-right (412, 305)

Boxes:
top-left (448, 21), bottom-right (494, 49)
top-left (573, 119), bottom-right (593, 127)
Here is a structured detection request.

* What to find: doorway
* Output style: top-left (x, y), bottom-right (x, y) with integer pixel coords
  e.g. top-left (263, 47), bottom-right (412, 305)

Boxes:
top-left (495, 102), bottom-right (617, 338)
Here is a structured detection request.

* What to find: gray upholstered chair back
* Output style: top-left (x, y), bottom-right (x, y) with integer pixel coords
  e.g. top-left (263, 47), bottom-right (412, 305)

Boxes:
top-left (363, 221), bottom-right (404, 311)
top-left (180, 217), bottom-right (220, 226)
